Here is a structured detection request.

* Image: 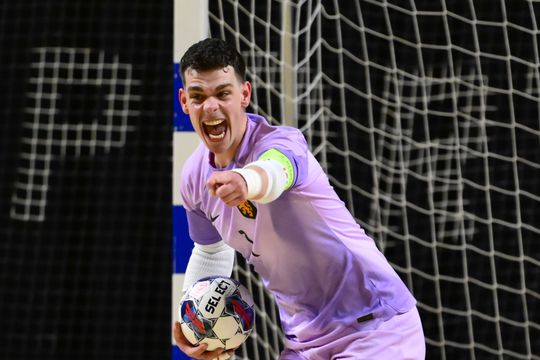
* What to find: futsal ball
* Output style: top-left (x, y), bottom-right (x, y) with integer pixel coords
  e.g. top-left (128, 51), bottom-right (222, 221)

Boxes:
top-left (179, 276), bottom-right (256, 359)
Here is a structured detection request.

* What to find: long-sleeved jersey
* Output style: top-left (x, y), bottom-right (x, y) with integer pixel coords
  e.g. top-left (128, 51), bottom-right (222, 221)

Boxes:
top-left (180, 113), bottom-right (416, 344)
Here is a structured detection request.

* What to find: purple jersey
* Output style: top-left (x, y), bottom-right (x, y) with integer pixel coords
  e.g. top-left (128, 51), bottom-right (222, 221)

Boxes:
top-left (180, 113), bottom-right (416, 343)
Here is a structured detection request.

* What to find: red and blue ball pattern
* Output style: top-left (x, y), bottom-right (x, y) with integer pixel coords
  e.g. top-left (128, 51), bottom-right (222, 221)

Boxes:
top-left (179, 276), bottom-right (256, 354)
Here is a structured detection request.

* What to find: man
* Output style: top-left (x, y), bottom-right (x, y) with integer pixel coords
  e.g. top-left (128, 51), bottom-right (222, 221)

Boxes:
top-left (173, 38), bottom-right (425, 360)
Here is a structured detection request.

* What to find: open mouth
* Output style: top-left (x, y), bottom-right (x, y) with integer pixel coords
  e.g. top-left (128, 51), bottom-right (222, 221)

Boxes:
top-left (202, 119), bottom-right (227, 140)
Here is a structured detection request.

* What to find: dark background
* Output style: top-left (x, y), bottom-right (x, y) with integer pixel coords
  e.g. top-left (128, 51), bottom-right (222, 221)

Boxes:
top-left (0, 1), bottom-right (172, 359)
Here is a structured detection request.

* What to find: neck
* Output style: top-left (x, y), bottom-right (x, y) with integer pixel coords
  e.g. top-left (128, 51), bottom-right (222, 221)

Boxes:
top-left (213, 153), bottom-right (231, 168)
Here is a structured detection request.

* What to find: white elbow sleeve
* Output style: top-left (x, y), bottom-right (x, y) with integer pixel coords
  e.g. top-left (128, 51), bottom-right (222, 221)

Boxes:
top-left (232, 148), bottom-right (294, 204)
top-left (247, 159), bottom-right (289, 203)
top-left (231, 159), bottom-right (290, 204)
top-left (182, 240), bottom-right (235, 292)
top-left (230, 167), bottom-right (262, 199)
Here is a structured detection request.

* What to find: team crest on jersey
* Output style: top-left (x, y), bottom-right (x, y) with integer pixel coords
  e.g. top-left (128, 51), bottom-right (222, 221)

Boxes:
top-left (237, 200), bottom-right (257, 219)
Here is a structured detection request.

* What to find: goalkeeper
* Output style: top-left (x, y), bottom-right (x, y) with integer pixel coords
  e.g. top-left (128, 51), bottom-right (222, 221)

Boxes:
top-left (173, 38), bottom-right (425, 360)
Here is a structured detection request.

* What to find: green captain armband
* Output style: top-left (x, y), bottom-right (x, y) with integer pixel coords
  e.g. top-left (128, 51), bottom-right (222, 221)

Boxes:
top-left (258, 148), bottom-right (295, 190)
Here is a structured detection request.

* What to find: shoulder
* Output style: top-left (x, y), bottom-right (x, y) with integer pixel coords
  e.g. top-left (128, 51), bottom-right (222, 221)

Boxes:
top-left (247, 114), bottom-right (308, 156)
top-left (245, 114), bottom-right (312, 187)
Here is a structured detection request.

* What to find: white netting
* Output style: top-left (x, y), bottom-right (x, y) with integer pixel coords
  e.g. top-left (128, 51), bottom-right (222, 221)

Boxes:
top-left (12, 47), bottom-right (138, 222)
top-left (209, 1), bottom-right (540, 359)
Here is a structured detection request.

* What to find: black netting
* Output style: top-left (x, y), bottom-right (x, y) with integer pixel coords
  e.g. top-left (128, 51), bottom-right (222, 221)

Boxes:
top-left (0, 1), bottom-right (172, 359)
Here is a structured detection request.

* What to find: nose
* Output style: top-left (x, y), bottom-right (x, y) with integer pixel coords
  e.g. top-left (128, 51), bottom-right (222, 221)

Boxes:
top-left (203, 96), bottom-right (219, 113)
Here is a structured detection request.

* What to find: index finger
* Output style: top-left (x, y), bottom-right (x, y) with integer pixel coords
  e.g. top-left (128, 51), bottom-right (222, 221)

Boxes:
top-left (206, 172), bottom-right (227, 196)
top-left (207, 182), bottom-right (222, 196)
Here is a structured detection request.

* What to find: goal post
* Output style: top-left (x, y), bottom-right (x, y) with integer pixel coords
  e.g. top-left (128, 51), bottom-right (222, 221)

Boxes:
top-left (172, 1), bottom-right (206, 359)
top-left (281, 0), bottom-right (298, 128)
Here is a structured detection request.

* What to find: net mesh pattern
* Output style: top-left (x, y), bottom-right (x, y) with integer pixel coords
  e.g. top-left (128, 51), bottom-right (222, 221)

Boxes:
top-left (0, 1), bottom-right (172, 359)
top-left (209, 1), bottom-right (540, 359)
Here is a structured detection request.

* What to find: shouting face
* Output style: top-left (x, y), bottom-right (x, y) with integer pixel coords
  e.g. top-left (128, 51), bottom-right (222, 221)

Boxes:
top-left (179, 66), bottom-right (251, 168)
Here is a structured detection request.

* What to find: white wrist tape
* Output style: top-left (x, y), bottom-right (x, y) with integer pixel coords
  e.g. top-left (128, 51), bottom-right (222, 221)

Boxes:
top-left (247, 159), bottom-right (288, 204)
top-left (182, 240), bottom-right (235, 292)
top-left (231, 168), bottom-right (262, 198)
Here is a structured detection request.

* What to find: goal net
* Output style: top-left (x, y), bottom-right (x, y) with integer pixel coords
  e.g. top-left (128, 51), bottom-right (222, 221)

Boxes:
top-left (208, 1), bottom-right (540, 359)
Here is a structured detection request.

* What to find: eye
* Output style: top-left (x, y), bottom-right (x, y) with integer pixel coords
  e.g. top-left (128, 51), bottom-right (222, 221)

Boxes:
top-left (190, 94), bottom-right (203, 102)
top-left (218, 91), bottom-right (230, 99)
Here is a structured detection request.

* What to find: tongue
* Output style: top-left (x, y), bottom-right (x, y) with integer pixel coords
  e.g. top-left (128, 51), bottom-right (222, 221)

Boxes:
top-left (206, 123), bottom-right (226, 136)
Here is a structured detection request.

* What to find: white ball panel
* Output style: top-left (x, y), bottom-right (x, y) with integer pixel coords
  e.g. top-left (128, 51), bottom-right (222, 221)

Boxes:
top-left (210, 277), bottom-right (238, 298)
top-left (199, 277), bottom-right (237, 319)
top-left (225, 333), bottom-right (248, 349)
top-left (199, 292), bottom-right (226, 319)
top-left (187, 279), bottom-right (212, 299)
top-left (212, 316), bottom-right (240, 339)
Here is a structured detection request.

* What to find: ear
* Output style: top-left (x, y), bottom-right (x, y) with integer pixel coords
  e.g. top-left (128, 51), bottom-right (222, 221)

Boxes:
top-left (178, 88), bottom-right (189, 114)
top-left (241, 81), bottom-right (252, 109)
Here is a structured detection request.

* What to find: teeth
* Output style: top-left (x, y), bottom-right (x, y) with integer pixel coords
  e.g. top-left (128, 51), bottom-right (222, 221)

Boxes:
top-left (202, 119), bottom-right (226, 140)
top-left (203, 119), bottom-right (224, 126)
top-left (209, 133), bottom-right (225, 140)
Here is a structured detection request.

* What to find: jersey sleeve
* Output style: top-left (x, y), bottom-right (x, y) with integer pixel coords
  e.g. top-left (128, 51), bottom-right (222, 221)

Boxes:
top-left (180, 163), bottom-right (222, 246)
top-left (185, 208), bottom-right (222, 245)
top-left (253, 127), bottom-right (308, 189)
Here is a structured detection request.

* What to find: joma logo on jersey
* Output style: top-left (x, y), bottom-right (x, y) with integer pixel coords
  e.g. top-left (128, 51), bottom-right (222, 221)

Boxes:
top-left (237, 200), bottom-right (257, 219)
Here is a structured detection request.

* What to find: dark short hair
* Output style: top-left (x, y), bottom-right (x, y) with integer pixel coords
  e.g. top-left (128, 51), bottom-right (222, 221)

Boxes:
top-left (180, 38), bottom-right (246, 82)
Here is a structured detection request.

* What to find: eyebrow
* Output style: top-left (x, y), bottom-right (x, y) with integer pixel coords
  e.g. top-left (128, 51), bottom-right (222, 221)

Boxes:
top-left (186, 83), bottom-right (234, 93)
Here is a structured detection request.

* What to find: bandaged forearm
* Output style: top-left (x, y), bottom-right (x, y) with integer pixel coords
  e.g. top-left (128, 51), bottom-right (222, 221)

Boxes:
top-left (232, 159), bottom-right (290, 204)
top-left (182, 240), bottom-right (235, 292)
